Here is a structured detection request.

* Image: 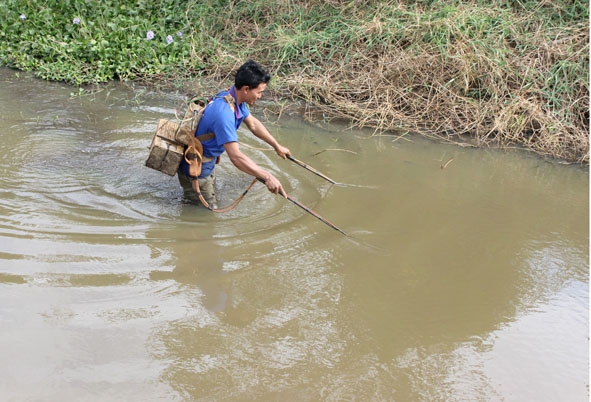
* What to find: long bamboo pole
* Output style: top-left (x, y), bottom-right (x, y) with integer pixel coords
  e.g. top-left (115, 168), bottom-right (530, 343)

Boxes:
top-left (256, 178), bottom-right (346, 235)
top-left (287, 155), bottom-right (336, 184)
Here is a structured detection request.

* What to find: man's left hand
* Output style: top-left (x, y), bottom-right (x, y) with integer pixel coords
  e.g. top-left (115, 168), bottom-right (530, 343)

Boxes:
top-left (275, 145), bottom-right (291, 159)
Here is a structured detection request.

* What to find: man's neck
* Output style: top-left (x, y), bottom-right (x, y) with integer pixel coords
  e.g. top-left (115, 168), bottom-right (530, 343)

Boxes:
top-left (233, 86), bottom-right (246, 105)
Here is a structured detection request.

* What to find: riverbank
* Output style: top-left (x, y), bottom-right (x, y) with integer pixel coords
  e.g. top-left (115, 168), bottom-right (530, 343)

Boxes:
top-left (1, 0), bottom-right (588, 164)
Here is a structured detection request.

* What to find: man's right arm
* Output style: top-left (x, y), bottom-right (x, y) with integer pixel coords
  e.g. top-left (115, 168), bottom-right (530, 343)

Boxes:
top-left (224, 141), bottom-right (287, 197)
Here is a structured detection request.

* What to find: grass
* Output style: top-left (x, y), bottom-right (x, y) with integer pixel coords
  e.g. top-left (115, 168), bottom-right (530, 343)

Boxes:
top-left (0, 0), bottom-right (588, 163)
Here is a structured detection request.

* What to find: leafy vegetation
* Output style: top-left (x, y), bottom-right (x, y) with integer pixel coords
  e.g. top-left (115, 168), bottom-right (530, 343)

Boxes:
top-left (0, 0), bottom-right (588, 163)
top-left (0, 0), bottom-right (198, 84)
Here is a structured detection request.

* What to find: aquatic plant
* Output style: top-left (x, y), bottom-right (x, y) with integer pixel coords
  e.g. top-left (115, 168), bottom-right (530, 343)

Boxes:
top-left (0, 0), bottom-right (194, 84)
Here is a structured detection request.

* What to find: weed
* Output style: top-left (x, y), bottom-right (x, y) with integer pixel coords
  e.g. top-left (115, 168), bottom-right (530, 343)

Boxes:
top-left (0, 0), bottom-right (587, 163)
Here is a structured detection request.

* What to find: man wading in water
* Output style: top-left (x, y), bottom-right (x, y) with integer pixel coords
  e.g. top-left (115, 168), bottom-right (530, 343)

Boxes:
top-left (178, 60), bottom-right (290, 208)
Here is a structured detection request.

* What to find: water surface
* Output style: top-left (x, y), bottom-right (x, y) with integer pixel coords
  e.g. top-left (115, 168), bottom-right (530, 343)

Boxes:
top-left (0, 68), bottom-right (588, 401)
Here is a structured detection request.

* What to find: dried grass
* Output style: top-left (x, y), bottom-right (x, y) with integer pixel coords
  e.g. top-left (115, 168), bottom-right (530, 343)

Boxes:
top-left (261, 4), bottom-right (588, 164)
top-left (282, 22), bottom-right (588, 163)
top-left (188, 0), bottom-right (590, 164)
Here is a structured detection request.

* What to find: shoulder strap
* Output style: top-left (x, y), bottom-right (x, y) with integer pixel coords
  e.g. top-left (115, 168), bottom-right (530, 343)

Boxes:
top-left (194, 91), bottom-right (238, 143)
top-left (223, 93), bottom-right (236, 113)
top-left (196, 132), bottom-right (215, 142)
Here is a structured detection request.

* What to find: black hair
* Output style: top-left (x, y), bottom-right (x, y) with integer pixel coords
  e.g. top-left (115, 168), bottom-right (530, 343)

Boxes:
top-left (235, 60), bottom-right (271, 89)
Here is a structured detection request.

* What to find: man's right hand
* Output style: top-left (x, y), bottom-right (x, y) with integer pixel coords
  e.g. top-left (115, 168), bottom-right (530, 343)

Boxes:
top-left (263, 174), bottom-right (287, 198)
top-left (225, 142), bottom-right (288, 198)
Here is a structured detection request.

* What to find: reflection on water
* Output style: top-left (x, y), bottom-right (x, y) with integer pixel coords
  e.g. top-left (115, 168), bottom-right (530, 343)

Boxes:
top-left (0, 68), bottom-right (588, 401)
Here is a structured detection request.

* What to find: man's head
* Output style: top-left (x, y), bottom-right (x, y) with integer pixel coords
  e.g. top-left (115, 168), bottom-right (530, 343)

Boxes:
top-left (235, 60), bottom-right (271, 90)
top-left (234, 60), bottom-right (271, 106)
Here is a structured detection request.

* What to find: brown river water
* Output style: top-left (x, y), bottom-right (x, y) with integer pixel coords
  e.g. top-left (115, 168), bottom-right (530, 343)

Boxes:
top-left (0, 68), bottom-right (588, 401)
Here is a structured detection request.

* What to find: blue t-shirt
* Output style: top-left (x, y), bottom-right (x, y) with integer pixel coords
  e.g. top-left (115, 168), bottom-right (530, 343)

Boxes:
top-left (179, 87), bottom-right (250, 178)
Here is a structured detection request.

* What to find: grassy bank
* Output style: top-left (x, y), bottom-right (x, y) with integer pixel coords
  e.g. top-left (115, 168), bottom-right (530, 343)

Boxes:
top-left (1, 0), bottom-right (588, 164)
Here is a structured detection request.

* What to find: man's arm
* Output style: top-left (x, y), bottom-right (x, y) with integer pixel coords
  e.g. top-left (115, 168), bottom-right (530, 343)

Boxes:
top-left (243, 115), bottom-right (290, 159)
top-left (224, 141), bottom-right (287, 197)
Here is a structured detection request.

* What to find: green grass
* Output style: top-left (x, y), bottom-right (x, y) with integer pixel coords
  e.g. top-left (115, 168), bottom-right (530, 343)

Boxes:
top-left (0, 0), bottom-right (588, 163)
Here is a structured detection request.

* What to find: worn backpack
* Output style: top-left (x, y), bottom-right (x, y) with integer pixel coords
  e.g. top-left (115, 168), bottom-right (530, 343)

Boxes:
top-left (145, 94), bottom-right (235, 177)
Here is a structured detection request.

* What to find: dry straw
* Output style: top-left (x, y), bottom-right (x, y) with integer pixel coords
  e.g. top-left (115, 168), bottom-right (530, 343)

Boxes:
top-left (269, 3), bottom-right (589, 164)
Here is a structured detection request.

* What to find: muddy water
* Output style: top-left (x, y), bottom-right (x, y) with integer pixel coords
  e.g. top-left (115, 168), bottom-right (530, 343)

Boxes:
top-left (0, 68), bottom-right (588, 402)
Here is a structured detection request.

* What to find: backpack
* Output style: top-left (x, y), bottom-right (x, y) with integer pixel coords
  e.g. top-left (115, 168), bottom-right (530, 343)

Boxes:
top-left (145, 94), bottom-right (234, 177)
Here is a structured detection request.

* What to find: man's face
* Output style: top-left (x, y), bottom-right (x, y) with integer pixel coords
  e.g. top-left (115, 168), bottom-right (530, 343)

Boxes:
top-left (244, 82), bottom-right (267, 106)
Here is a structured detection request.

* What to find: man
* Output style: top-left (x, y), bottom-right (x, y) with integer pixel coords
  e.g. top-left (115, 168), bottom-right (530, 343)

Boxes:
top-left (178, 60), bottom-right (290, 207)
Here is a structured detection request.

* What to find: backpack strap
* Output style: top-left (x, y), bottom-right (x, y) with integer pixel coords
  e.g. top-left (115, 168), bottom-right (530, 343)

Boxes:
top-left (192, 92), bottom-right (236, 143)
top-left (223, 93), bottom-right (236, 113)
top-left (195, 132), bottom-right (215, 142)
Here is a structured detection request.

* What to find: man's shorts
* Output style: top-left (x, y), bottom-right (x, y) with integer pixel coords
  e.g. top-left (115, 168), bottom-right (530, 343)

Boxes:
top-left (178, 172), bottom-right (216, 207)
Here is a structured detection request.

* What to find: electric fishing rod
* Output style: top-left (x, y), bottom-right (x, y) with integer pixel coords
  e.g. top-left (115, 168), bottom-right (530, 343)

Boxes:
top-left (286, 155), bottom-right (336, 184)
top-left (256, 178), bottom-right (347, 236)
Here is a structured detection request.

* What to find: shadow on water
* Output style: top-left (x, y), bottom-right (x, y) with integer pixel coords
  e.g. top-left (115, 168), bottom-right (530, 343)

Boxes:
top-left (0, 68), bottom-right (588, 401)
